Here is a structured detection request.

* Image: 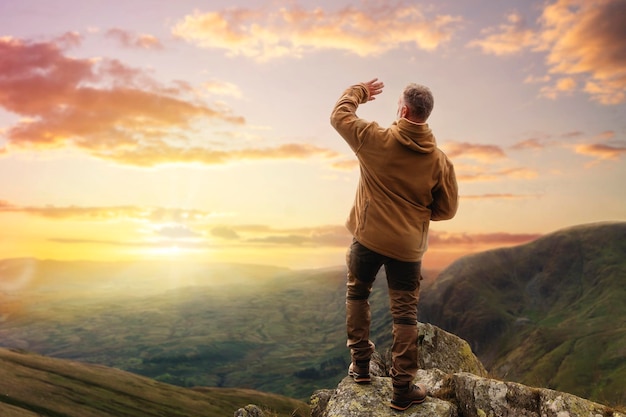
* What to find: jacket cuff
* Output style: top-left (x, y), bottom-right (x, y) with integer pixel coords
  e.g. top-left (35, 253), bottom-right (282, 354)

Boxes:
top-left (354, 83), bottom-right (370, 103)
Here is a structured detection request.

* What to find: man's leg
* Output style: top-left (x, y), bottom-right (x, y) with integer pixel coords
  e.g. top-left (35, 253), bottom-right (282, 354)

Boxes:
top-left (385, 260), bottom-right (427, 410)
top-left (345, 240), bottom-right (383, 383)
top-left (388, 287), bottom-right (419, 382)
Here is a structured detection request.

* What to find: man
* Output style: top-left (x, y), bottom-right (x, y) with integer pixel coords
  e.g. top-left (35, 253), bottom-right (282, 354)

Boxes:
top-left (330, 78), bottom-right (458, 411)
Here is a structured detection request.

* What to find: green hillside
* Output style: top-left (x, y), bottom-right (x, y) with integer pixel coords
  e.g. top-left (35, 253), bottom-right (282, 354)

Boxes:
top-left (0, 347), bottom-right (308, 417)
top-left (0, 263), bottom-right (395, 400)
top-left (420, 221), bottom-right (626, 406)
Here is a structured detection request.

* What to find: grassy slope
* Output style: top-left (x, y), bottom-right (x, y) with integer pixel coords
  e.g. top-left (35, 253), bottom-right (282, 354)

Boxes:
top-left (0, 263), bottom-right (410, 400)
top-left (0, 347), bottom-right (309, 417)
top-left (419, 221), bottom-right (626, 406)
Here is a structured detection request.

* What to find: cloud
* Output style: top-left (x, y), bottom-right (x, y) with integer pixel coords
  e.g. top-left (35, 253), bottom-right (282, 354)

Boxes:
top-left (172, 3), bottom-right (462, 61)
top-left (539, 76), bottom-right (577, 99)
top-left (574, 141), bottom-right (626, 165)
top-left (429, 230), bottom-right (541, 247)
top-left (456, 166), bottom-right (538, 182)
top-left (0, 36), bottom-right (241, 153)
top-left (48, 237), bottom-right (213, 250)
top-left (330, 158), bottom-right (359, 171)
top-left (442, 141), bottom-right (507, 161)
top-left (462, 193), bottom-right (542, 200)
top-left (511, 130), bottom-right (624, 166)
top-left (211, 226), bottom-right (240, 240)
top-left (211, 224), bottom-right (351, 247)
top-left (0, 36), bottom-right (343, 166)
top-left (469, 0), bottom-right (626, 104)
top-left (6, 197), bottom-right (544, 257)
top-left (105, 28), bottom-right (164, 50)
top-left (510, 138), bottom-right (545, 151)
top-left (54, 31), bottom-right (83, 48)
top-left (203, 80), bottom-right (243, 98)
top-left (0, 201), bottom-right (216, 222)
top-left (102, 142), bottom-right (342, 167)
top-left (0, 200), bottom-right (352, 248)
top-left (468, 12), bottom-right (536, 55)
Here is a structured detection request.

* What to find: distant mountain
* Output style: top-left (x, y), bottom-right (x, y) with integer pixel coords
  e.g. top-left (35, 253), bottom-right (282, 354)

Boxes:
top-left (0, 261), bottom-right (355, 400)
top-left (0, 347), bottom-right (308, 417)
top-left (0, 256), bottom-right (438, 401)
top-left (2, 223), bottom-right (624, 407)
top-left (419, 222), bottom-right (626, 406)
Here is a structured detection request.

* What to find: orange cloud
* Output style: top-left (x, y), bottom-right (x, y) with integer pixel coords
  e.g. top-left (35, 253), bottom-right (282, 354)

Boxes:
top-left (468, 12), bottom-right (536, 55)
top-left (429, 230), bottom-right (541, 247)
top-left (105, 28), bottom-right (164, 50)
top-left (539, 0), bottom-right (626, 104)
top-left (40, 222), bottom-right (351, 250)
top-left (539, 76), bottom-right (577, 99)
top-left (456, 165), bottom-right (538, 182)
top-left (100, 142), bottom-right (342, 167)
top-left (510, 138), bottom-right (545, 151)
top-left (462, 193), bottom-right (542, 200)
top-left (172, 4), bottom-right (462, 60)
top-left (0, 201), bottom-right (216, 222)
top-left (330, 158), bottom-right (359, 171)
top-left (574, 142), bottom-right (626, 164)
top-left (470, 0), bottom-right (626, 104)
top-left (443, 141), bottom-right (507, 161)
top-left (210, 224), bottom-right (351, 247)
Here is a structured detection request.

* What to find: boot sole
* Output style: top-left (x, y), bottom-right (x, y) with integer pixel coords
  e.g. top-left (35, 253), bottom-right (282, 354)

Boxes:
top-left (348, 371), bottom-right (371, 384)
top-left (389, 397), bottom-right (426, 411)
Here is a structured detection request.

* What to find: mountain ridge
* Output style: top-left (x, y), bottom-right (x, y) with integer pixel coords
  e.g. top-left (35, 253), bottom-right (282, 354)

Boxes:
top-left (419, 221), bottom-right (626, 405)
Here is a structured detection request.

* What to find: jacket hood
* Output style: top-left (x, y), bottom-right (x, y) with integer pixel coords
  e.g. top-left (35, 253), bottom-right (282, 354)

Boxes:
top-left (391, 118), bottom-right (436, 153)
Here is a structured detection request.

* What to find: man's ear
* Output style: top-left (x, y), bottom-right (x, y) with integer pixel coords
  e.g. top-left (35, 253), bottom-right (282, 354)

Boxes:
top-left (401, 105), bottom-right (409, 118)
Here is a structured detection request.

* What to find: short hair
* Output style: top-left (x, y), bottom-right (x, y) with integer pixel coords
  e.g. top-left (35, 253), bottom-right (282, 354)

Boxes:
top-left (403, 84), bottom-right (434, 122)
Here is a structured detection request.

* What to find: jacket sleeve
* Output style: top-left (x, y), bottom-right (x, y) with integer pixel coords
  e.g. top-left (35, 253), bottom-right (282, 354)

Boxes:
top-left (430, 155), bottom-right (459, 221)
top-left (330, 84), bottom-right (375, 153)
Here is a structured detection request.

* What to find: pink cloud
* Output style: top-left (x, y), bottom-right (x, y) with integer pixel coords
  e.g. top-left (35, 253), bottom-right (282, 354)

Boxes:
top-left (0, 36), bottom-right (342, 167)
top-left (105, 28), bottom-right (164, 50)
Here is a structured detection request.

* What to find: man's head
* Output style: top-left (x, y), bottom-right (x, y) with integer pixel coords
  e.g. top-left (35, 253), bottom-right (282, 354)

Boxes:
top-left (397, 84), bottom-right (434, 123)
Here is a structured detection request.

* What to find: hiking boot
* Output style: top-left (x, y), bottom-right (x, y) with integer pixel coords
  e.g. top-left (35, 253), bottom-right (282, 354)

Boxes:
top-left (390, 382), bottom-right (427, 411)
top-left (348, 360), bottom-right (371, 384)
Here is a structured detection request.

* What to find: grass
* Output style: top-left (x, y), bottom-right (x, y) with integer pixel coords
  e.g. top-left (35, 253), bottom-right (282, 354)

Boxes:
top-left (0, 347), bottom-right (309, 417)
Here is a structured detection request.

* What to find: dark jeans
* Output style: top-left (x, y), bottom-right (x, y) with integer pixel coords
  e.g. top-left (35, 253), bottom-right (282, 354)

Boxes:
top-left (346, 239), bottom-right (421, 383)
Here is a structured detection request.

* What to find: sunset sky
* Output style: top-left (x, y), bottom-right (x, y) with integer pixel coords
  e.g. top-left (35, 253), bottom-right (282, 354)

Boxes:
top-left (1, 0), bottom-right (624, 271)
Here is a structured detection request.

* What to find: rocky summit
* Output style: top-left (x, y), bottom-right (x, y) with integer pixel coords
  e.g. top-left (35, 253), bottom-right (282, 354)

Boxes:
top-left (307, 323), bottom-right (624, 417)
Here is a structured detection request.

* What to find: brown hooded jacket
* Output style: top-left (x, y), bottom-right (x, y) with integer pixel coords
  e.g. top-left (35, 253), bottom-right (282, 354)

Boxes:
top-left (331, 83), bottom-right (458, 262)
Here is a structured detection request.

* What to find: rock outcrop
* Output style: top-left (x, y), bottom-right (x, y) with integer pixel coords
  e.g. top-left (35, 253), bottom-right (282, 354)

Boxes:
top-left (234, 404), bottom-right (266, 417)
top-left (308, 323), bottom-right (625, 417)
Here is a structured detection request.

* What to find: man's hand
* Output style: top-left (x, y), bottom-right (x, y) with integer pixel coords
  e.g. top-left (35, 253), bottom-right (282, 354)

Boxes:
top-left (363, 78), bottom-right (384, 101)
